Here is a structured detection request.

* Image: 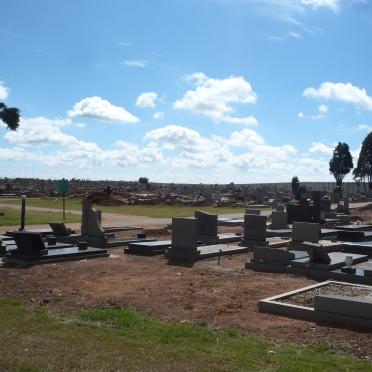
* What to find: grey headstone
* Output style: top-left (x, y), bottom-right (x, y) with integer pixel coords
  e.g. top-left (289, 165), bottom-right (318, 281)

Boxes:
top-left (271, 211), bottom-right (288, 229)
top-left (194, 211), bottom-right (217, 238)
top-left (244, 214), bottom-right (267, 242)
top-left (81, 199), bottom-right (105, 237)
top-left (171, 218), bottom-right (197, 250)
top-left (292, 222), bottom-right (320, 243)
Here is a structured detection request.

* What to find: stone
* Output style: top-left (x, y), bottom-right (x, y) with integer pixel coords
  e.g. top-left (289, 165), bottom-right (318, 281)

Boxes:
top-left (49, 222), bottom-right (70, 236)
top-left (271, 211), bottom-right (288, 229)
top-left (287, 204), bottom-right (317, 224)
top-left (171, 217), bottom-right (198, 250)
top-left (81, 199), bottom-right (105, 238)
top-left (10, 231), bottom-right (48, 257)
top-left (320, 199), bottom-right (331, 212)
top-left (194, 211), bottom-right (217, 238)
top-left (242, 214), bottom-right (268, 247)
top-left (292, 222), bottom-right (320, 243)
top-left (255, 190), bottom-right (264, 204)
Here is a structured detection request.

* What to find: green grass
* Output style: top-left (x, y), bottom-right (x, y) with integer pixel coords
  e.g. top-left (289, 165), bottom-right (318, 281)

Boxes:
top-left (0, 207), bottom-right (81, 226)
top-left (0, 298), bottom-right (371, 371)
top-left (0, 197), bottom-right (247, 218)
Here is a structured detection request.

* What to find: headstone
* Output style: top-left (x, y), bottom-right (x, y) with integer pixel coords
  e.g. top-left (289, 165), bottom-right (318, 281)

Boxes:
top-left (312, 191), bottom-right (321, 223)
top-left (344, 197), bottom-right (350, 213)
top-left (255, 190), bottom-right (264, 204)
top-left (271, 211), bottom-right (288, 229)
top-left (11, 231), bottom-right (48, 257)
top-left (276, 204), bottom-right (285, 212)
top-left (81, 199), bottom-right (105, 238)
top-left (320, 199), bottom-right (331, 212)
top-left (194, 211), bottom-right (217, 238)
top-left (287, 204), bottom-right (316, 224)
top-left (49, 222), bottom-right (69, 236)
top-left (242, 214), bottom-right (268, 246)
top-left (292, 222), bottom-right (320, 243)
top-left (171, 218), bottom-right (197, 251)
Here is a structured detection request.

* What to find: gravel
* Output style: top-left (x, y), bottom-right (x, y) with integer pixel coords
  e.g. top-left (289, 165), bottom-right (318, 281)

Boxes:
top-left (279, 282), bottom-right (372, 308)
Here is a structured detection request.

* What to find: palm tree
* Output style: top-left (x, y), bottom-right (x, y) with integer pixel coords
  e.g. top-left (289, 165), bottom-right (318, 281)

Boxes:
top-left (0, 103), bottom-right (21, 130)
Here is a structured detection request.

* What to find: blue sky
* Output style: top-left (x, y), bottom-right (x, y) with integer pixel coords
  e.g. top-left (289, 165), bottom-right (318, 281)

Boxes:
top-left (1, 0), bottom-right (372, 183)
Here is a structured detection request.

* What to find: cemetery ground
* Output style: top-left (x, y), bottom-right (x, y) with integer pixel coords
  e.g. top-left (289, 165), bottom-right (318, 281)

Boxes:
top-left (1, 226), bottom-right (372, 370)
top-left (1, 207), bottom-right (372, 369)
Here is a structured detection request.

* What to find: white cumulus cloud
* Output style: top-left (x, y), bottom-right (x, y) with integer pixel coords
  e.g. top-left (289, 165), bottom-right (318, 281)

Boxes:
top-left (153, 112), bottom-right (164, 120)
top-left (298, 104), bottom-right (329, 120)
top-left (174, 72), bottom-right (258, 126)
top-left (0, 82), bottom-right (9, 100)
top-left (67, 96), bottom-right (139, 124)
top-left (301, 0), bottom-right (340, 12)
top-left (135, 92), bottom-right (158, 108)
top-left (303, 82), bottom-right (372, 110)
top-left (309, 142), bottom-right (334, 154)
top-left (122, 60), bottom-right (148, 68)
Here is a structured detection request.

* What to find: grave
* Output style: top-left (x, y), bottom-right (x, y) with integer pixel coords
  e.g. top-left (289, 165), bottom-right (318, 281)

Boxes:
top-left (217, 218), bottom-right (244, 227)
top-left (246, 247), bottom-right (309, 273)
top-left (288, 241), bottom-right (368, 279)
top-left (287, 204), bottom-right (318, 224)
top-left (49, 222), bottom-right (81, 244)
top-left (80, 199), bottom-right (152, 248)
top-left (241, 214), bottom-right (268, 248)
top-left (166, 217), bottom-right (248, 261)
top-left (125, 240), bottom-right (171, 255)
top-left (259, 281), bottom-right (372, 329)
top-left (194, 211), bottom-right (242, 244)
top-left (270, 211), bottom-right (288, 230)
top-left (342, 241), bottom-right (372, 257)
top-left (2, 231), bottom-right (108, 267)
top-left (320, 199), bottom-right (332, 212)
top-left (81, 199), bottom-right (141, 234)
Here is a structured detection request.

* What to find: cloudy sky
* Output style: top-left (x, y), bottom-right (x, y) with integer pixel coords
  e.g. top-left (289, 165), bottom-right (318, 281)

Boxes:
top-left (1, 0), bottom-right (372, 183)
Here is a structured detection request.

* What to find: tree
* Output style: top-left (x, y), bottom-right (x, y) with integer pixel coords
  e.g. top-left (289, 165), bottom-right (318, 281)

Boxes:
top-left (329, 142), bottom-right (353, 195)
top-left (138, 177), bottom-right (149, 191)
top-left (353, 132), bottom-right (372, 190)
top-left (0, 103), bottom-right (20, 130)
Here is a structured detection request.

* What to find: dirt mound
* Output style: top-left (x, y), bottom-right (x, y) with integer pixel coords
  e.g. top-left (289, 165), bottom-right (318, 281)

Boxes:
top-left (88, 193), bottom-right (127, 206)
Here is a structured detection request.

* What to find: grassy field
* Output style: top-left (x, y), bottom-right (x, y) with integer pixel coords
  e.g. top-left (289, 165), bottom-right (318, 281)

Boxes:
top-left (0, 207), bottom-right (81, 226)
top-left (0, 299), bottom-right (370, 371)
top-left (0, 197), bottom-right (247, 218)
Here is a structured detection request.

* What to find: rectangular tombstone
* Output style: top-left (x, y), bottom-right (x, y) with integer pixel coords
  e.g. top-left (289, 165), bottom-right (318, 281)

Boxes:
top-left (292, 222), bottom-right (320, 243)
top-left (171, 217), bottom-right (197, 250)
top-left (271, 211), bottom-right (288, 228)
top-left (255, 190), bottom-right (264, 204)
top-left (194, 211), bottom-right (217, 237)
top-left (244, 214), bottom-right (267, 242)
top-left (287, 204), bottom-right (315, 224)
top-left (320, 199), bottom-right (332, 212)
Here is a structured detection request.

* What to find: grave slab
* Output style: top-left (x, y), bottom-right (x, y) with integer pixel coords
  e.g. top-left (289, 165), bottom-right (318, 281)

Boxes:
top-left (125, 240), bottom-right (171, 255)
top-left (259, 280), bottom-right (372, 329)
